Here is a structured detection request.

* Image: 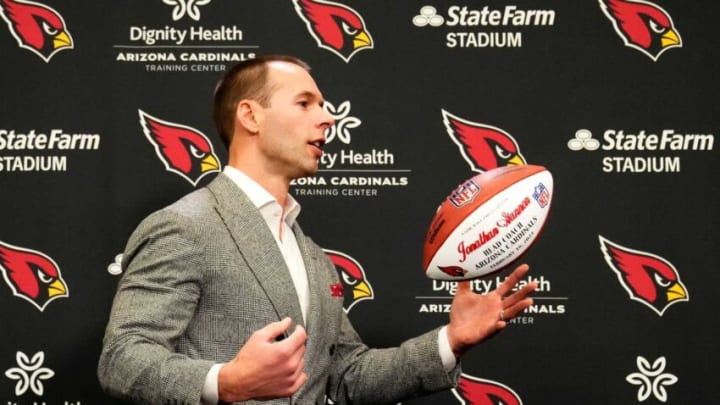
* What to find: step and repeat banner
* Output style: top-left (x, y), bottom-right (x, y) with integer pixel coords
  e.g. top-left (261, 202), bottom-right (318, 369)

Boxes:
top-left (1, 0), bottom-right (717, 404)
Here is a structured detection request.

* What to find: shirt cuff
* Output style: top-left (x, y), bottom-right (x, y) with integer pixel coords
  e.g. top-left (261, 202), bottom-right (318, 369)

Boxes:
top-left (201, 363), bottom-right (223, 405)
top-left (437, 325), bottom-right (457, 371)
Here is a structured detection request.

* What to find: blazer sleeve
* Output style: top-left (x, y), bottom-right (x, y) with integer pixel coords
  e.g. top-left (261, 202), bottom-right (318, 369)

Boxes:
top-left (326, 306), bottom-right (461, 404)
top-left (97, 210), bottom-right (215, 405)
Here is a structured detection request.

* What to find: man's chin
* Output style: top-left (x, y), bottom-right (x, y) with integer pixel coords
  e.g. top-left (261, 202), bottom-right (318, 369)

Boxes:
top-left (291, 165), bottom-right (319, 180)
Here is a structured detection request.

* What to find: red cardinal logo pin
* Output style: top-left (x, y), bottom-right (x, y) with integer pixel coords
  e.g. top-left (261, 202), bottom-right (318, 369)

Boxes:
top-left (0, 240), bottom-right (69, 311)
top-left (139, 110), bottom-right (221, 186)
top-left (442, 109), bottom-right (526, 173)
top-left (0, 0), bottom-right (73, 62)
top-left (452, 374), bottom-right (523, 405)
top-left (599, 0), bottom-right (681, 61)
top-left (293, 0), bottom-right (373, 62)
top-left (599, 235), bottom-right (688, 316)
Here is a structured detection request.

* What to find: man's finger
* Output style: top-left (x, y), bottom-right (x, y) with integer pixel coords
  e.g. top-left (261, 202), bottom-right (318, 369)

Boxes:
top-left (502, 298), bottom-right (534, 320)
top-left (259, 317), bottom-right (293, 342)
top-left (455, 280), bottom-right (472, 297)
top-left (502, 281), bottom-right (538, 308)
top-left (495, 264), bottom-right (530, 296)
top-left (281, 324), bottom-right (308, 351)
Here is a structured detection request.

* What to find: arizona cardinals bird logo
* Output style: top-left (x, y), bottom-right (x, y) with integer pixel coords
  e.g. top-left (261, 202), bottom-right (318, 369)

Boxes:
top-left (0, 0), bottom-right (73, 62)
top-left (599, 235), bottom-right (688, 316)
top-left (324, 249), bottom-right (373, 312)
top-left (438, 265), bottom-right (468, 278)
top-left (442, 110), bottom-right (526, 173)
top-left (293, 0), bottom-right (373, 63)
top-left (452, 374), bottom-right (523, 405)
top-left (0, 240), bottom-right (68, 311)
top-left (139, 110), bottom-right (221, 186)
top-left (599, 0), bottom-right (681, 61)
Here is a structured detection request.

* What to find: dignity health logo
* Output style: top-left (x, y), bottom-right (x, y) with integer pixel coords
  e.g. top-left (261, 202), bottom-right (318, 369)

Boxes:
top-left (290, 98), bottom-right (409, 197)
top-left (163, 0), bottom-right (211, 21)
top-left (115, 0), bottom-right (256, 72)
top-left (626, 356), bottom-right (678, 402)
top-left (4, 351), bottom-right (54, 396)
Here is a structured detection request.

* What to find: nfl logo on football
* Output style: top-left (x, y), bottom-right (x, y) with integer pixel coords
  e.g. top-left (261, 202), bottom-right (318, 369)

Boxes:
top-left (533, 183), bottom-right (550, 208)
top-left (449, 180), bottom-right (481, 208)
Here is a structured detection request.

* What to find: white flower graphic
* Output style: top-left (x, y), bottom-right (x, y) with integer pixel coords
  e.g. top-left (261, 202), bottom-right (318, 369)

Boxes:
top-left (626, 356), bottom-right (678, 402)
top-left (323, 101), bottom-right (361, 145)
top-left (162, 0), bottom-right (212, 21)
top-left (4, 351), bottom-right (55, 396)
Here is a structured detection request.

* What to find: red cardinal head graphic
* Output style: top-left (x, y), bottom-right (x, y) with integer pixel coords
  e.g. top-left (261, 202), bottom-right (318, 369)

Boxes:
top-left (324, 249), bottom-right (373, 312)
top-left (0, 0), bottom-right (73, 62)
top-left (599, 235), bottom-right (688, 316)
top-left (438, 265), bottom-right (468, 279)
top-left (453, 374), bottom-right (523, 405)
top-left (442, 110), bottom-right (526, 173)
top-left (599, 0), bottom-right (681, 61)
top-left (139, 110), bottom-right (221, 186)
top-left (0, 240), bottom-right (68, 311)
top-left (293, 0), bottom-right (373, 62)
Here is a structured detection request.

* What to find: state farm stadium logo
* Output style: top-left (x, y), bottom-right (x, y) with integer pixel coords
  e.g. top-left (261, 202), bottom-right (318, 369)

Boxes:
top-left (416, 273), bottom-right (566, 323)
top-left (293, 0), bottom-right (373, 62)
top-left (453, 373), bottom-right (523, 405)
top-left (412, 4), bottom-right (556, 49)
top-left (139, 109), bottom-right (221, 186)
top-left (0, 128), bottom-right (101, 173)
top-left (442, 109), bottom-right (527, 172)
top-left (599, 235), bottom-right (688, 316)
top-left (113, 0), bottom-right (257, 73)
top-left (290, 99), bottom-right (410, 198)
top-left (599, 0), bottom-right (681, 61)
top-left (567, 128), bottom-right (714, 173)
top-left (0, 0), bottom-right (73, 62)
top-left (324, 249), bottom-right (373, 313)
top-left (0, 240), bottom-right (69, 311)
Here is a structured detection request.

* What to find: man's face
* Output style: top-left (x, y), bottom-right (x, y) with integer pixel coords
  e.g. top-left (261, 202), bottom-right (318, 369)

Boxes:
top-left (256, 61), bottom-right (334, 180)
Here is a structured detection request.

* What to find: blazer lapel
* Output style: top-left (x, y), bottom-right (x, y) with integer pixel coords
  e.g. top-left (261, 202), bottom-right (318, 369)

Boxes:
top-left (207, 174), bottom-right (305, 328)
top-left (293, 223), bottom-right (324, 333)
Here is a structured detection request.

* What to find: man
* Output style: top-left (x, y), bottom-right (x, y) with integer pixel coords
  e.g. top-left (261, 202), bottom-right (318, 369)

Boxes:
top-left (98, 55), bottom-right (537, 405)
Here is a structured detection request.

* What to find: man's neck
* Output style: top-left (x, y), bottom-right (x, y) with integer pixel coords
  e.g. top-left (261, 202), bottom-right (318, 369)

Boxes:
top-left (226, 161), bottom-right (290, 207)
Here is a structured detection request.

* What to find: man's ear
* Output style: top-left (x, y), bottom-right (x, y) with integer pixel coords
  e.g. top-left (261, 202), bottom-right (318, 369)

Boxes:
top-left (235, 100), bottom-right (263, 134)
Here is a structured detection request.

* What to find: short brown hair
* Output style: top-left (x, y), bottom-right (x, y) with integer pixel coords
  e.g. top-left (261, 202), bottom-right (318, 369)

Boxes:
top-left (213, 55), bottom-right (311, 148)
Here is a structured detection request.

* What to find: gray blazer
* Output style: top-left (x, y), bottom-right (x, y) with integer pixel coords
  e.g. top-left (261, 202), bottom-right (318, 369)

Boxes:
top-left (98, 174), bottom-right (458, 405)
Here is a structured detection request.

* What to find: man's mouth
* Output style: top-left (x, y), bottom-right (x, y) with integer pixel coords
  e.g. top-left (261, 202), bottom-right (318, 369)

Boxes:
top-left (309, 140), bottom-right (325, 155)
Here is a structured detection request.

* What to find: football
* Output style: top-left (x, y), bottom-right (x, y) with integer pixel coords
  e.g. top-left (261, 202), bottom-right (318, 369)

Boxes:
top-left (423, 165), bottom-right (553, 280)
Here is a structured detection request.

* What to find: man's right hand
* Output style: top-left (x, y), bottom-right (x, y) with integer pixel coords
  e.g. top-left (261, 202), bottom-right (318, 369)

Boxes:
top-left (217, 317), bottom-right (307, 403)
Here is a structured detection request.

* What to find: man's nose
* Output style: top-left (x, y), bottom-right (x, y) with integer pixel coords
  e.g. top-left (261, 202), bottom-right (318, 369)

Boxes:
top-left (320, 108), bottom-right (335, 128)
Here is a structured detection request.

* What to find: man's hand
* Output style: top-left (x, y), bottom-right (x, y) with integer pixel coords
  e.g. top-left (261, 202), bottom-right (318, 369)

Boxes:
top-left (218, 317), bottom-right (307, 403)
top-left (446, 264), bottom-right (537, 358)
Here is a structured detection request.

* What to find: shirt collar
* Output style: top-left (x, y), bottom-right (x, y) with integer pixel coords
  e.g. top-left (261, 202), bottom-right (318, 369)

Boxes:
top-left (223, 166), bottom-right (301, 226)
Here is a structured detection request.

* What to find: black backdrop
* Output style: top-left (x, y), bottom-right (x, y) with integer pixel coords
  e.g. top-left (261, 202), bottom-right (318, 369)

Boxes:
top-left (1, 0), bottom-right (718, 404)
